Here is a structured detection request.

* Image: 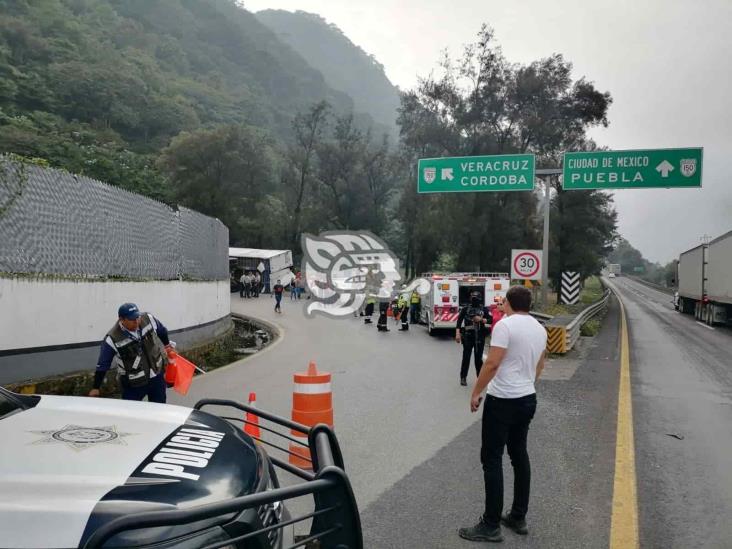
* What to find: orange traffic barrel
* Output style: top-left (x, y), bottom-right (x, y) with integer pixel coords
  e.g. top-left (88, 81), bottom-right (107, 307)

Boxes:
top-left (289, 361), bottom-right (333, 469)
top-left (244, 392), bottom-right (261, 439)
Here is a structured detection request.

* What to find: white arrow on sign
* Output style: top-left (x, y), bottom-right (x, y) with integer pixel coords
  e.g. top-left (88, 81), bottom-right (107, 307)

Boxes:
top-left (441, 168), bottom-right (454, 181)
top-left (656, 160), bottom-right (674, 178)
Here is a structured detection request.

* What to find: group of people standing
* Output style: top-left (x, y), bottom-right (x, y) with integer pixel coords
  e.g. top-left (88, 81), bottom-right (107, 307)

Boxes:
top-left (361, 290), bottom-right (421, 332)
top-left (239, 271), bottom-right (262, 298)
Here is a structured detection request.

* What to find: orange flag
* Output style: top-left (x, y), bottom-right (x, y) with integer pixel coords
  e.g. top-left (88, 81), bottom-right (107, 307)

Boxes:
top-left (165, 351), bottom-right (196, 395)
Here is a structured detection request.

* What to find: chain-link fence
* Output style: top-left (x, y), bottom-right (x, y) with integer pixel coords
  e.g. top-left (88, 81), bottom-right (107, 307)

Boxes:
top-left (0, 158), bottom-right (228, 280)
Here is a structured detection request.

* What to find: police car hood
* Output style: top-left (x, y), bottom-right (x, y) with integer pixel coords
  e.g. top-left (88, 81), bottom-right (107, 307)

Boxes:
top-left (0, 395), bottom-right (261, 549)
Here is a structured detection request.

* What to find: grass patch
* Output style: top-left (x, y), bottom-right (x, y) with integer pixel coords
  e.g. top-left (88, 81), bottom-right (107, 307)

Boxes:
top-left (580, 319), bottom-right (601, 337)
top-left (580, 276), bottom-right (604, 304)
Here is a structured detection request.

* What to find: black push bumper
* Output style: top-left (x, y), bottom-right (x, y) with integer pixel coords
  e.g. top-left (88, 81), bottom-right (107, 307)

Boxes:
top-left (82, 399), bottom-right (362, 549)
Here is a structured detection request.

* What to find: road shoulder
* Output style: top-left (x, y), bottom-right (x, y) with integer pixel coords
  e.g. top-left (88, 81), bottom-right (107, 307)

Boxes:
top-left (361, 297), bottom-right (622, 548)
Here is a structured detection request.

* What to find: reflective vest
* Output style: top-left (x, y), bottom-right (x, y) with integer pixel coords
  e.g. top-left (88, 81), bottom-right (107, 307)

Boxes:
top-left (410, 292), bottom-right (420, 304)
top-left (106, 314), bottom-right (168, 388)
top-left (397, 296), bottom-right (408, 309)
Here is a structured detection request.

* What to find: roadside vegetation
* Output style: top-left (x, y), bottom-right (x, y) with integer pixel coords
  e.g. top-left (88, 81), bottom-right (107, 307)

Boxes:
top-left (1, 1), bottom-right (618, 284)
top-left (537, 276), bottom-right (605, 316)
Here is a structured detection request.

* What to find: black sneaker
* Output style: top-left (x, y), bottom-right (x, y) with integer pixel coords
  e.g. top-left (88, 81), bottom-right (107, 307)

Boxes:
top-left (458, 519), bottom-right (503, 542)
top-left (460, 377), bottom-right (467, 386)
top-left (501, 513), bottom-right (528, 535)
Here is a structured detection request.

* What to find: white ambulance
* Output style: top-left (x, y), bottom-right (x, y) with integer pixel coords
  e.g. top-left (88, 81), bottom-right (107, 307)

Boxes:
top-left (420, 272), bottom-right (511, 335)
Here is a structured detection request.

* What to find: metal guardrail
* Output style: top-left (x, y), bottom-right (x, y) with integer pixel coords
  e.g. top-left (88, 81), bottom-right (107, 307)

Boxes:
top-left (545, 289), bottom-right (611, 354)
top-left (529, 311), bottom-right (554, 324)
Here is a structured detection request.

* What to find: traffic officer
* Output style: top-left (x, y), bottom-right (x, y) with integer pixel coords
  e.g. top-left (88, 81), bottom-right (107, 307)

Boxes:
top-left (89, 303), bottom-right (172, 403)
top-left (455, 291), bottom-right (491, 386)
top-left (410, 290), bottom-right (421, 323)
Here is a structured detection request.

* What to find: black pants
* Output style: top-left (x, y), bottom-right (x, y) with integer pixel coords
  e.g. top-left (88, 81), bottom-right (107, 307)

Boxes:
top-left (400, 306), bottom-right (409, 329)
top-left (481, 393), bottom-right (537, 528)
top-left (377, 302), bottom-right (388, 330)
top-left (364, 302), bottom-right (374, 323)
top-left (410, 304), bottom-right (420, 323)
top-left (121, 374), bottom-right (167, 403)
top-left (460, 332), bottom-right (485, 379)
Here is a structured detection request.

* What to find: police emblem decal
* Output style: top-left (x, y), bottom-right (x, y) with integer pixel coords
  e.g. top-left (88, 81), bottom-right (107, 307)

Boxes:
top-left (29, 425), bottom-right (134, 451)
top-left (423, 167), bottom-right (436, 183)
top-left (680, 159), bottom-right (696, 177)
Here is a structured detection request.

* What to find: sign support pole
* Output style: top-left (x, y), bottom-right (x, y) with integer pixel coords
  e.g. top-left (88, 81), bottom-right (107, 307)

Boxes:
top-left (536, 168), bottom-right (561, 307)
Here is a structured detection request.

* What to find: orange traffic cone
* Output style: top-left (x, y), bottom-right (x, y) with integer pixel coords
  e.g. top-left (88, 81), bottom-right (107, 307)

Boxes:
top-left (289, 361), bottom-right (333, 470)
top-left (244, 392), bottom-right (261, 439)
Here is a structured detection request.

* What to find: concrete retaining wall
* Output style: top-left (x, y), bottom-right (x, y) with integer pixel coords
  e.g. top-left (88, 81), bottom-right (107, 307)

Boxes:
top-left (0, 278), bottom-right (231, 384)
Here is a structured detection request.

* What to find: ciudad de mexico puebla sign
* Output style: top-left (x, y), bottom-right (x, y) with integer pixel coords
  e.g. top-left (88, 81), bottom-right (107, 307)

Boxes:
top-left (562, 148), bottom-right (703, 190)
top-left (418, 153), bottom-right (535, 193)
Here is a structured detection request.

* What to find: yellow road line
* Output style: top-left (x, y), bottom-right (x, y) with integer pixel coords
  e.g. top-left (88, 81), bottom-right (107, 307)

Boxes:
top-left (609, 294), bottom-right (639, 549)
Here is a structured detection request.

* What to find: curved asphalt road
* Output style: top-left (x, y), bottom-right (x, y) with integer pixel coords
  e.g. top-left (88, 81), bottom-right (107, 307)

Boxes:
top-left (170, 293), bottom-right (626, 547)
top-left (607, 276), bottom-right (732, 548)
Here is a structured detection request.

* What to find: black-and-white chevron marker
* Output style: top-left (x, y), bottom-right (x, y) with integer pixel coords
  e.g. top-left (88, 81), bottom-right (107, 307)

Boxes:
top-left (561, 271), bottom-right (580, 304)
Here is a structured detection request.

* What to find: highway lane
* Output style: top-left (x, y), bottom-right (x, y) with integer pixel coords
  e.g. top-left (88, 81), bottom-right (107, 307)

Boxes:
top-left (170, 295), bottom-right (484, 515)
top-left (608, 276), bottom-right (732, 548)
top-left (170, 294), bottom-right (622, 547)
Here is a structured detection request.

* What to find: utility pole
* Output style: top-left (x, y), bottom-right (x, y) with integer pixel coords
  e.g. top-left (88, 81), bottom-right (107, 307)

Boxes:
top-left (536, 169), bottom-right (561, 307)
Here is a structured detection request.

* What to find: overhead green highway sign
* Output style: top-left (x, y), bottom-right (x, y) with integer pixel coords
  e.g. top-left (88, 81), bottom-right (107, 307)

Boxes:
top-left (417, 153), bottom-right (535, 193)
top-left (563, 148), bottom-right (703, 190)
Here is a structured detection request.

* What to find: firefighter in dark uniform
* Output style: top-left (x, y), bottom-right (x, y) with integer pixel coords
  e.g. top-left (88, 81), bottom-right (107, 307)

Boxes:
top-left (397, 293), bottom-right (410, 331)
top-left (88, 303), bottom-right (172, 403)
top-left (455, 291), bottom-right (491, 386)
top-left (364, 295), bottom-right (376, 324)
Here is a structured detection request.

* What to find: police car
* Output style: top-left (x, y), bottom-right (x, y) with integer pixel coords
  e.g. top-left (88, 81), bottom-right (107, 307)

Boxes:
top-left (0, 387), bottom-right (361, 549)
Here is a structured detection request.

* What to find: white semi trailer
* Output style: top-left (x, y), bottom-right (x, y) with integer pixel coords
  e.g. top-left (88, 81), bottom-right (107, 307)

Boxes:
top-left (676, 230), bottom-right (732, 325)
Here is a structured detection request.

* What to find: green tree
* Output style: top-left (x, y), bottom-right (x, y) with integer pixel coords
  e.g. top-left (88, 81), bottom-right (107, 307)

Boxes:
top-left (157, 124), bottom-right (276, 244)
top-left (551, 188), bottom-right (617, 298)
top-left (397, 25), bottom-right (613, 277)
top-left (289, 100), bottom-right (330, 244)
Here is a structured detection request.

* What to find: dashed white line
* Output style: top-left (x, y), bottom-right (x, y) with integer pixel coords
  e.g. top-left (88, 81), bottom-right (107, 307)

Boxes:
top-left (695, 321), bottom-right (715, 331)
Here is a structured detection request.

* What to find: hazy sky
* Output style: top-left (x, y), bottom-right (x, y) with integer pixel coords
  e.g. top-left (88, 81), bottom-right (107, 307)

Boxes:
top-left (244, 0), bottom-right (732, 263)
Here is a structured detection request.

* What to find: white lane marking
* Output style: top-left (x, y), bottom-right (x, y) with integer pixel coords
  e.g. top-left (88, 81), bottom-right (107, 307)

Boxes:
top-left (695, 321), bottom-right (715, 331)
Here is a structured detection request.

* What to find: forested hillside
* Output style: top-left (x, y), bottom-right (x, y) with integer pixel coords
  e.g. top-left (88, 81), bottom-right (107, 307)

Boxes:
top-left (0, 3), bottom-right (619, 280)
top-left (256, 9), bottom-right (401, 138)
top-left (0, 0), bottom-right (359, 193)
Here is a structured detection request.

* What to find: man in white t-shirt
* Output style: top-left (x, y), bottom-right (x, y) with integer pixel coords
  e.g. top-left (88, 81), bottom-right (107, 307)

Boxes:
top-left (459, 285), bottom-right (547, 543)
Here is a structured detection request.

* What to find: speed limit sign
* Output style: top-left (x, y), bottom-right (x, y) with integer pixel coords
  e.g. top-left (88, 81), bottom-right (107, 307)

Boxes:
top-left (511, 249), bottom-right (543, 280)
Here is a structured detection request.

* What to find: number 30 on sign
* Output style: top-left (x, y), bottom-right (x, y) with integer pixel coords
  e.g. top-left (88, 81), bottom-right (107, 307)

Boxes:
top-left (511, 249), bottom-right (543, 281)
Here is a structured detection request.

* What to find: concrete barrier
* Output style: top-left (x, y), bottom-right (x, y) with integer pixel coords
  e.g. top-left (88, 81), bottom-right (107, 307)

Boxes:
top-left (0, 277), bottom-right (231, 385)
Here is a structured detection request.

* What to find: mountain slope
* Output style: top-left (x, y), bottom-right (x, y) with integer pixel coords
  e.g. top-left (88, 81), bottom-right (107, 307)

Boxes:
top-left (256, 9), bottom-right (401, 138)
top-left (0, 0), bottom-right (354, 151)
